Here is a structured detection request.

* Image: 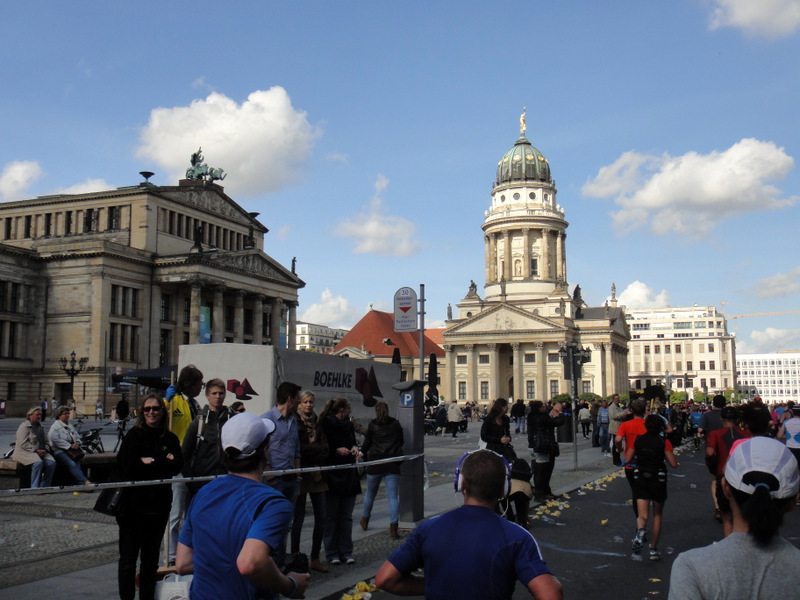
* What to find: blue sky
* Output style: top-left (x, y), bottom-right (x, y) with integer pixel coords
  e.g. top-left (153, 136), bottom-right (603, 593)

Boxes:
top-left (2, 1), bottom-right (800, 353)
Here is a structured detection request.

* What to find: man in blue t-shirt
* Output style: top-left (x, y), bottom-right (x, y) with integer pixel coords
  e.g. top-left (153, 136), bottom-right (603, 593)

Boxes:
top-left (176, 413), bottom-right (310, 600)
top-left (375, 450), bottom-right (562, 600)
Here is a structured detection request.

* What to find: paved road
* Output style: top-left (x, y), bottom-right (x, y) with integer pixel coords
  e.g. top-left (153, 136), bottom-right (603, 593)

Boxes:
top-left (4, 418), bottom-right (797, 600)
top-left (362, 441), bottom-right (800, 600)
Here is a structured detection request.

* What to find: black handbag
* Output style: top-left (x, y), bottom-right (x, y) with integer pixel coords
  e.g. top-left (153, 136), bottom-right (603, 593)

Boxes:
top-left (93, 487), bottom-right (126, 516)
top-left (66, 448), bottom-right (85, 462)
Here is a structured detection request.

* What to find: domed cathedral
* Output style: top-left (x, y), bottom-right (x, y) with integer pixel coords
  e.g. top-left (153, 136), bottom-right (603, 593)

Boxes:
top-left (442, 111), bottom-right (630, 404)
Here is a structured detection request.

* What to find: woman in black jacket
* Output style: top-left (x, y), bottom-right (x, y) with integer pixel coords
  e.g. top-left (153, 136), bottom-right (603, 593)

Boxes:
top-left (320, 397), bottom-right (362, 565)
top-left (527, 401), bottom-right (565, 501)
top-left (359, 401), bottom-right (404, 538)
top-left (481, 397), bottom-right (515, 461)
top-left (116, 394), bottom-right (183, 600)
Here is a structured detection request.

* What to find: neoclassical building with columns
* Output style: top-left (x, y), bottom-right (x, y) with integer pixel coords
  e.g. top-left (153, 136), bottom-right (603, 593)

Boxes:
top-left (0, 165), bottom-right (303, 416)
top-left (443, 116), bottom-right (629, 403)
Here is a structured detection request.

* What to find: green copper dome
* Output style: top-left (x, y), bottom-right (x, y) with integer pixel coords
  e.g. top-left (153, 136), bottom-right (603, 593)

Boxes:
top-left (495, 135), bottom-right (551, 186)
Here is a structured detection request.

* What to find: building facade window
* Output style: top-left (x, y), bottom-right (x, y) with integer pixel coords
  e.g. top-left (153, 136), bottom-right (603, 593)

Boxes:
top-left (479, 354), bottom-right (490, 364)
top-left (480, 381), bottom-right (489, 400)
top-left (526, 380), bottom-right (536, 399)
top-left (456, 355), bottom-right (467, 365)
top-left (524, 353), bottom-right (536, 363)
top-left (550, 380), bottom-right (559, 398)
top-left (458, 381), bottom-right (467, 400)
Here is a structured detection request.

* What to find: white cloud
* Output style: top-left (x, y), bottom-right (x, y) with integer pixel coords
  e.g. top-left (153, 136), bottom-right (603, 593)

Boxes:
top-left (0, 160), bottom-right (42, 200)
top-left (53, 178), bottom-right (112, 195)
top-left (617, 281), bottom-right (671, 310)
top-left (136, 88), bottom-right (320, 197)
top-left (326, 153), bottom-right (348, 163)
top-left (336, 174), bottom-right (420, 256)
top-left (737, 327), bottom-right (800, 353)
top-left (709, 0), bottom-right (800, 38)
top-left (299, 288), bottom-right (364, 329)
top-left (755, 266), bottom-right (800, 298)
top-left (582, 139), bottom-right (796, 237)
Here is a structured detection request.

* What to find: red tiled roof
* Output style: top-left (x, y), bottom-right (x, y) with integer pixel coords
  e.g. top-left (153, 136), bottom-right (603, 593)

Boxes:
top-left (334, 310), bottom-right (445, 359)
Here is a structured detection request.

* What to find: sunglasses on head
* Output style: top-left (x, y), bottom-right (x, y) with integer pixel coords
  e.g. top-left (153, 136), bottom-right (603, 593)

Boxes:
top-left (142, 405), bottom-right (162, 413)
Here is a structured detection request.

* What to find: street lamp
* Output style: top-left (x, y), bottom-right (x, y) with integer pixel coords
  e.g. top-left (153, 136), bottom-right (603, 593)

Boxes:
top-left (59, 350), bottom-right (88, 401)
top-left (558, 341), bottom-right (591, 470)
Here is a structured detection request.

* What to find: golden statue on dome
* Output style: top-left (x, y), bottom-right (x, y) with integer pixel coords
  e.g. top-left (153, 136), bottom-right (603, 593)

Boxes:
top-left (520, 107), bottom-right (527, 136)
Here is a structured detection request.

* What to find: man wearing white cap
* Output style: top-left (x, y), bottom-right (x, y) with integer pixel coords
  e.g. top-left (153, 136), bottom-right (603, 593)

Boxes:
top-left (668, 437), bottom-right (800, 599)
top-left (176, 413), bottom-right (310, 599)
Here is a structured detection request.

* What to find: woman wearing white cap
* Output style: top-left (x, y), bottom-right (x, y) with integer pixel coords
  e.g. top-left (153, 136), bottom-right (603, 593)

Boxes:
top-left (668, 437), bottom-right (800, 599)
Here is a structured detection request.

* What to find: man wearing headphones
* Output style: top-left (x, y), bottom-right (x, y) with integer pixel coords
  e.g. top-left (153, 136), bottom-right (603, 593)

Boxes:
top-left (375, 450), bottom-right (562, 600)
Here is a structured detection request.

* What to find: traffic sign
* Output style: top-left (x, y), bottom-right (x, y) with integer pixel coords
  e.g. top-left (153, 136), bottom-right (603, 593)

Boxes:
top-left (400, 391), bottom-right (414, 407)
top-left (394, 286), bottom-right (418, 332)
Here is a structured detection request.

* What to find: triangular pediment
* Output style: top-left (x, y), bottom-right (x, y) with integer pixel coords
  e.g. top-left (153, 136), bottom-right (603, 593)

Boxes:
top-left (445, 303), bottom-right (569, 336)
top-left (207, 250), bottom-right (303, 286)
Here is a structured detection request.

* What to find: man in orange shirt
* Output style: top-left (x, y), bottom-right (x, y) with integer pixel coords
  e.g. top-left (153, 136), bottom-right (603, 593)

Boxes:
top-left (615, 397), bottom-right (647, 521)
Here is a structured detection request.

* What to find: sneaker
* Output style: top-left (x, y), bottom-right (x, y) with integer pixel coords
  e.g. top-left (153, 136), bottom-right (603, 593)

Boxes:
top-left (649, 548), bottom-right (662, 561)
top-left (632, 528), bottom-right (647, 553)
top-left (344, 555), bottom-right (356, 564)
top-left (330, 558), bottom-right (341, 565)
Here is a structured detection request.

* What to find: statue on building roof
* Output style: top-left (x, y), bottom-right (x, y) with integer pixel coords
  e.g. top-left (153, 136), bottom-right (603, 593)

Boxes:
top-left (520, 107), bottom-right (527, 137)
top-left (467, 279), bottom-right (478, 298)
top-left (186, 148), bottom-right (227, 182)
top-left (447, 303), bottom-right (453, 320)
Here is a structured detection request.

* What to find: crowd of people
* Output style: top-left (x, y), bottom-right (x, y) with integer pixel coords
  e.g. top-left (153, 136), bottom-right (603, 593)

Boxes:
top-left (16, 380), bottom-right (800, 600)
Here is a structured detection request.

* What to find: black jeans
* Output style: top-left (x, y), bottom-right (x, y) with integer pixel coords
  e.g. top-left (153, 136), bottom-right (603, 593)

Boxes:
top-left (291, 490), bottom-right (326, 559)
top-left (117, 512), bottom-right (169, 600)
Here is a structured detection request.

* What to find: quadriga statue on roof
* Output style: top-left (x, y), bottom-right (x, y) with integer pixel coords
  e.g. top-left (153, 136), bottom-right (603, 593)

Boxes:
top-left (186, 148), bottom-right (226, 182)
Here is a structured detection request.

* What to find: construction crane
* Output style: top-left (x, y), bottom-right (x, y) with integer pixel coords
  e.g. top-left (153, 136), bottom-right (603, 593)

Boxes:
top-left (720, 302), bottom-right (800, 320)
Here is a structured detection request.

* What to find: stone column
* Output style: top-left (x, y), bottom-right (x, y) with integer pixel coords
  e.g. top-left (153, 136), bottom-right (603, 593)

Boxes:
top-left (288, 303), bottom-right (297, 350)
top-left (190, 283), bottom-right (202, 344)
top-left (541, 229), bottom-right (551, 280)
top-left (212, 287), bottom-right (224, 343)
top-left (535, 342), bottom-right (546, 401)
top-left (522, 229), bottom-right (531, 278)
top-left (271, 298), bottom-right (283, 347)
top-left (149, 283), bottom-right (161, 365)
top-left (511, 342), bottom-right (522, 400)
top-left (502, 231), bottom-right (511, 281)
top-left (489, 343), bottom-right (500, 399)
top-left (605, 343), bottom-right (615, 395)
top-left (556, 232), bottom-right (563, 280)
top-left (233, 291), bottom-right (245, 343)
top-left (444, 345), bottom-right (455, 402)
top-left (484, 235), bottom-right (492, 284)
top-left (490, 234), bottom-right (498, 283)
top-left (466, 344), bottom-right (476, 402)
top-left (252, 294), bottom-right (264, 345)
top-left (594, 343), bottom-right (607, 397)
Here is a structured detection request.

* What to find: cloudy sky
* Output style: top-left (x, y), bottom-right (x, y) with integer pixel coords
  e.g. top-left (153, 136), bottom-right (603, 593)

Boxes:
top-left (2, 1), bottom-right (799, 354)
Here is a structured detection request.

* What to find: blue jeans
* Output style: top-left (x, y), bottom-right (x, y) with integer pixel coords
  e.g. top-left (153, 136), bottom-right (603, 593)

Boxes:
top-left (269, 478), bottom-right (300, 567)
top-left (324, 493), bottom-right (356, 561)
top-left (54, 451), bottom-right (88, 484)
top-left (30, 457), bottom-right (56, 488)
top-left (598, 423), bottom-right (610, 452)
top-left (515, 416), bottom-right (526, 433)
top-left (362, 473), bottom-right (400, 524)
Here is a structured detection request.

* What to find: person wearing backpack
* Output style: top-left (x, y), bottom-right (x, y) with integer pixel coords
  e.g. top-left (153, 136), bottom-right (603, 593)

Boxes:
top-left (706, 406), bottom-right (750, 537)
top-left (625, 414), bottom-right (679, 560)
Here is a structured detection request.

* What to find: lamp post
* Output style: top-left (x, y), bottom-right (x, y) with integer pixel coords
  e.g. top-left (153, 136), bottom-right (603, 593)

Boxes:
top-left (59, 350), bottom-right (88, 402)
top-left (558, 341), bottom-right (592, 470)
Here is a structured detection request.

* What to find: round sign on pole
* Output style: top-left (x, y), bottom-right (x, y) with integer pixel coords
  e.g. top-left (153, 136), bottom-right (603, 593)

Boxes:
top-left (394, 287), bottom-right (418, 332)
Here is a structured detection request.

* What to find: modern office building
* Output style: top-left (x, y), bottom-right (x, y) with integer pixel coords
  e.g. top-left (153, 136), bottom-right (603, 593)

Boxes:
top-left (626, 305), bottom-right (736, 396)
top-left (735, 350), bottom-right (800, 404)
top-left (0, 158), bottom-right (303, 416)
top-left (442, 114), bottom-right (630, 402)
top-left (295, 321), bottom-right (348, 353)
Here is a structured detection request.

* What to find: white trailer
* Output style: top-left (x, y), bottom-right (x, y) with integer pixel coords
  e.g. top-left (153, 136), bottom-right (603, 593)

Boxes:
top-left (178, 344), bottom-right (402, 419)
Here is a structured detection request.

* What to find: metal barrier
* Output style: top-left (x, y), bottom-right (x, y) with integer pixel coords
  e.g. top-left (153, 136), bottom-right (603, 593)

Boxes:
top-left (0, 453), bottom-right (425, 497)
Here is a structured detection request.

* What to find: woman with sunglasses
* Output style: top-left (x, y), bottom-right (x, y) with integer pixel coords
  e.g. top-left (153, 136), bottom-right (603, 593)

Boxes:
top-left (116, 394), bottom-right (183, 600)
